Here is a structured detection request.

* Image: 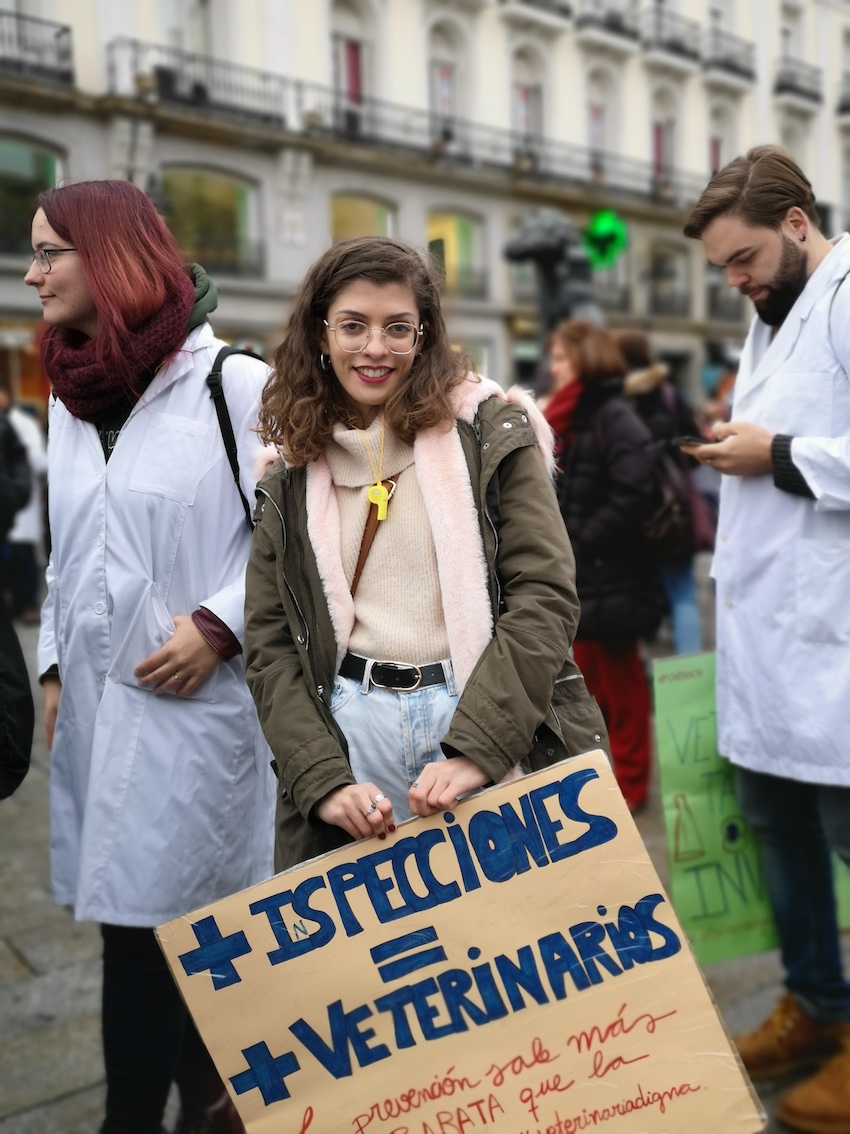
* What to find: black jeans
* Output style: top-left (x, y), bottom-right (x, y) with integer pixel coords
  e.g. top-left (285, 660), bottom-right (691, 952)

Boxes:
top-left (100, 924), bottom-right (222, 1134)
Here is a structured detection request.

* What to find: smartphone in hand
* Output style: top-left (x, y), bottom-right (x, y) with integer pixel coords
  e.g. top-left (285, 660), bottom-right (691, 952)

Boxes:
top-left (671, 435), bottom-right (717, 447)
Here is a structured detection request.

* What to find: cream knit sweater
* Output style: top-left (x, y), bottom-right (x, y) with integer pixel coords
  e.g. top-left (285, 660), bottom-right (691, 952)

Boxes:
top-left (325, 415), bottom-right (451, 665)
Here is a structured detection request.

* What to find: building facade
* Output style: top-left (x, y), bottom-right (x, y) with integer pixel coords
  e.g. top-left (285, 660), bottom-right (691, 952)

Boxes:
top-left (2, 0), bottom-right (849, 406)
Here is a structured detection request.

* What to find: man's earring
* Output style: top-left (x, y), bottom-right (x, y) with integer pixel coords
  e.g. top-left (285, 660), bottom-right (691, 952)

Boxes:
top-left (801, 232), bottom-right (807, 242)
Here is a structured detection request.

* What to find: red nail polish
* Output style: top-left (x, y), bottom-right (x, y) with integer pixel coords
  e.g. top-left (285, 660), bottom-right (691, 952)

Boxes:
top-left (388, 824), bottom-right (396, 833)
top-left (378, 832), bottom-right (387, 840)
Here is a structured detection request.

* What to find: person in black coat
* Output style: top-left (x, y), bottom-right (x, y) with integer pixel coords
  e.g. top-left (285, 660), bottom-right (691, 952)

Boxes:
top-left (543, 318), bottom-right (664, 811)
top-left (0, 407), bottom-right (34, 798)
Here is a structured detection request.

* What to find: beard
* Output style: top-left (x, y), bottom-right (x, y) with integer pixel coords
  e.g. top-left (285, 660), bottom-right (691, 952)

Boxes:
top-left (748, 235), bottom-right (810, 327)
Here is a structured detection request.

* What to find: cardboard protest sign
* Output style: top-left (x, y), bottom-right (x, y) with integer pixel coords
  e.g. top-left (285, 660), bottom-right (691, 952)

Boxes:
top-left (654, 653), bottom-right (850, 966)
top-left (157, 751), bottom-right (765, 1134)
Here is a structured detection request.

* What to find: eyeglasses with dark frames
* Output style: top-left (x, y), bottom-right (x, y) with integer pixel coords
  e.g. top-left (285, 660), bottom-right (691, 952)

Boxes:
top-left (32, 247), bottom-right (77, 273)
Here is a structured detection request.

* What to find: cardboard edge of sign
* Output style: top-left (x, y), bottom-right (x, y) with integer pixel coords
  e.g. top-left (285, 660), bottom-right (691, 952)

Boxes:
top-left (155, 748), bottom-right (768, 1133)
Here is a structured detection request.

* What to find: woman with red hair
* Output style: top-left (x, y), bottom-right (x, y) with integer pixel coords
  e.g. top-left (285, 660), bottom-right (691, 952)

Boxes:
top-left (24, 180), bottom-right (273, 1134)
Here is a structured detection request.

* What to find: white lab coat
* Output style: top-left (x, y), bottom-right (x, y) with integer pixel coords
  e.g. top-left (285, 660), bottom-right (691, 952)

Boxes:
top-left (714, 233), bottom-right (850, 787)
top-left (39, 323), bottom-right (275, 924)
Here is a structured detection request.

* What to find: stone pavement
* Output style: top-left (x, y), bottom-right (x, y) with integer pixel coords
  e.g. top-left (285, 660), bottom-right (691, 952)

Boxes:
top-left (2, 577), bottom-right (849, 1133)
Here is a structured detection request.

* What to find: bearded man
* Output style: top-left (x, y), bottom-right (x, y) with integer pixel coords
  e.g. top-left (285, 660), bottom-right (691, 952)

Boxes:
top-left (683, 145), bottom-right (850, 1134)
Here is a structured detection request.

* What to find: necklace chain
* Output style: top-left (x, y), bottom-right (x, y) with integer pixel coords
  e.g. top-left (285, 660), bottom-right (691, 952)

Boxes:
top-left (354, 414), bottom-right (385, 488)
top-left (354, 414), bottom-right (392, 520)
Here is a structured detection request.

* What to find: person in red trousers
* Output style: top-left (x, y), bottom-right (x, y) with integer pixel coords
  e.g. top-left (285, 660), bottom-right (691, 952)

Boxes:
top-left (543, 319), bottom-right (665, 811)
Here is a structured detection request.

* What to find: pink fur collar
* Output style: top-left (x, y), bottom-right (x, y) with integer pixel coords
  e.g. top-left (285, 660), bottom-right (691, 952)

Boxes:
top-left (306, 374), bottom-right (554, 688)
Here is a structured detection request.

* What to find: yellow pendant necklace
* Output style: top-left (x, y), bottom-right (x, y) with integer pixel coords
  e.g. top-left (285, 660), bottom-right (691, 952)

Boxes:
top-left (354, 414), bottom-right (391, 520)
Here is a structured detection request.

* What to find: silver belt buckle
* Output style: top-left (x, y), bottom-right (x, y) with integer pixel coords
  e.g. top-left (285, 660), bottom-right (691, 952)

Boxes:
top-left (370, 661), bottom-right (422, 691)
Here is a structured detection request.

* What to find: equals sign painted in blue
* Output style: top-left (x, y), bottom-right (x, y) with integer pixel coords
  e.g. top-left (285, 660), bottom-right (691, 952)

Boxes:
top-left (370, 927), bottom-right (447, 983)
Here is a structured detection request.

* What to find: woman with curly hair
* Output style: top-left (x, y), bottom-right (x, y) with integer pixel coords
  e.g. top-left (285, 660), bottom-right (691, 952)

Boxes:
top-left (244, 236), bottom-right (607, 870)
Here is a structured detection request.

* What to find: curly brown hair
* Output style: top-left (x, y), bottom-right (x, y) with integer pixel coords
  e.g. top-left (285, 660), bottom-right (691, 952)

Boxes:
top-left (260, 237), bottom-right (472, 464)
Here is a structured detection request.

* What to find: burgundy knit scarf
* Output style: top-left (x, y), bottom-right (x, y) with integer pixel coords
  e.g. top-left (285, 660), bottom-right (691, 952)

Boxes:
top-left (43, 273), bottom-right (195, 423)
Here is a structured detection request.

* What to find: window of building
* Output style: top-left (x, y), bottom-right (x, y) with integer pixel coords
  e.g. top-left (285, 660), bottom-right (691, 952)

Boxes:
top-left (780, 113), bottom-right (806, 168)
top-left (331, 194), bottom-right (394, 242)
top-left (706, 261), bottom-right (742, 321)
top-left (708, 102), bottom-right (734, 174)
top-left (649, 243), bottom-right (690, 316)
top-left (708, 1), bottom-right (734, 31)
top-left (587, 68), bottom-right (617, 176)
top-left (165, 0), bottom-right (213, 54)
top-left (160, 168), bottom-right (261, 277)
top-left (330, 1), bottom-right (373, 135)
top-left (0, 137), bottom-right (59, 255)
top-left (428, 22), bottom-right (465, 142)
top-left (593, 254), bottom-right (631, 313)
top-left (427, 212), bottom-right (486, 299)
top-left (781, 3), bottom-right (802, 58)
top-left (651, 87), bottom-right (677, 184)
top-left (512, 48), bottom-right (544, 141)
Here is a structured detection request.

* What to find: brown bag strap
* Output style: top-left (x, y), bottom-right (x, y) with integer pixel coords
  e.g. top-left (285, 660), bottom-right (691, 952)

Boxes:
top-left (350, 479), bottom-right (395, 597)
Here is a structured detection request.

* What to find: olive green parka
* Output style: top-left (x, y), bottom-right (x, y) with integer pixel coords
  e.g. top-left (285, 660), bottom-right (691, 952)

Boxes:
top-left (245, 377), bottom-right (608, 870)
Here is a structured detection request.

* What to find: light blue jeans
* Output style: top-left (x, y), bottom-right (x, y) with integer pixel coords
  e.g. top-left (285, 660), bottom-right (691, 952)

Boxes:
top-left (330, 662), bottom-right (458, 823)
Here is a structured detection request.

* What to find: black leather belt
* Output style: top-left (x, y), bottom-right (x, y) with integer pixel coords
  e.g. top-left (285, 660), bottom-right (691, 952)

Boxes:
top-left (339, 652), bottom-right (447, 692)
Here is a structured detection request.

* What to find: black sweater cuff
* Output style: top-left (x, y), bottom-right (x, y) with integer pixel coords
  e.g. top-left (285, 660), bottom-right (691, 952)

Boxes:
top-left (771, 434), bottom-right (815, 498)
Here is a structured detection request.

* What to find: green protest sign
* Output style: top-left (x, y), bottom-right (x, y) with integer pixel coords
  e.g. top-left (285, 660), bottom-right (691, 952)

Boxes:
top-left (653, 653), bottom-right (850, 966)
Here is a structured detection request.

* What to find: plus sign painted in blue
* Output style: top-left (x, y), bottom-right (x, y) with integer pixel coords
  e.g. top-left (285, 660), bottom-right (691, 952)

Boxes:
top-left (230, 1041), bottom-right (301, 1104)
top-left (178, 915), bottom-right (253, 990)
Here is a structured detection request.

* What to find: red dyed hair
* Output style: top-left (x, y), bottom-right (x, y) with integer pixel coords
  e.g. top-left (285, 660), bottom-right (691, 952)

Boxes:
top-left (38, 180), bottom-right (189, 384)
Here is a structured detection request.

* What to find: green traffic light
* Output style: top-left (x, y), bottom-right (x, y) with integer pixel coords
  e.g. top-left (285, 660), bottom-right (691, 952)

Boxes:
top-left (583, 209), bottom-right (629, 268)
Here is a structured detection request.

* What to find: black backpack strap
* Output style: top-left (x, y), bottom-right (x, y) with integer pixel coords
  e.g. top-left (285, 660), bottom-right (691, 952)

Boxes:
top-left (206, 345), bottom-right (264, 531)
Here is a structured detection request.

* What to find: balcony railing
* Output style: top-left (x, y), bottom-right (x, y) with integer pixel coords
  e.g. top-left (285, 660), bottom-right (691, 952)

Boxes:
top-left (576, 1), bottom-right (640, 40)
top-left (176, 238), bottom-right (265, 278)
top-left (0, 10), bottom-right (74, 85)
top-left (640, 7), bottom-right (701, 62)
top-left (107, 38), bottom-right (287, 126)
top-left (294, 83), bottom-right (708, 206)
top-left (703, 28), bottom-right (756, 81)
top-left (108, 38), bottom-right (708, 209)
top-left (515, 0), bottom-right (573, 15)
top-left (774, 56), bottom-right (822, 104)
top-left (650, 290), bottom-right (691, 317)
top-left (707, 287), bottom-right (743, 322)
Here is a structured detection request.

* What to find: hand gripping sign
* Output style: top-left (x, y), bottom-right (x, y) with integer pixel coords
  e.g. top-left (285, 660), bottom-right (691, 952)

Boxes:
top-left (156, 751), bottom-right (765, 1134)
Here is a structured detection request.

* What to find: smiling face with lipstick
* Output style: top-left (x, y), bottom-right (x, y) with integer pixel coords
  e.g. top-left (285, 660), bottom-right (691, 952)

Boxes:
top-left (322, 279), bottom-right (423, 427)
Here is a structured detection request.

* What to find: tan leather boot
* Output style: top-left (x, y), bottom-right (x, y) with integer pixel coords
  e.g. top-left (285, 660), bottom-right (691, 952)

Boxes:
top-left (776, 1044), bottom-right (850, 1133)
top-left (733, 995), bottom-right (850, 1080)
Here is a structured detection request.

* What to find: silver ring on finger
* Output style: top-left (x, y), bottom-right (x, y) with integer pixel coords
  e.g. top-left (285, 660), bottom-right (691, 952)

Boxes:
top-left (365, 802), bottom-right (377, 816)
top-left (373, 793), bottom-right (385, 804)
top-left (172, 673), bottom-right (183, 683)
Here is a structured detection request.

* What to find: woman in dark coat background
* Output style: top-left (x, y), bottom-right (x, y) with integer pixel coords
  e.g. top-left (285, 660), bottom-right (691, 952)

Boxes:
top-left (543, 318), bottom-right (665, 812)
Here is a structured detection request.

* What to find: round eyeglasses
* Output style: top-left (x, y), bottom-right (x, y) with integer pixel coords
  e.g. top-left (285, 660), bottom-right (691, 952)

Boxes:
top-left (32, 247), bottom-right (77, 273)
top-left (323, 319), bottom-right (423, 356)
